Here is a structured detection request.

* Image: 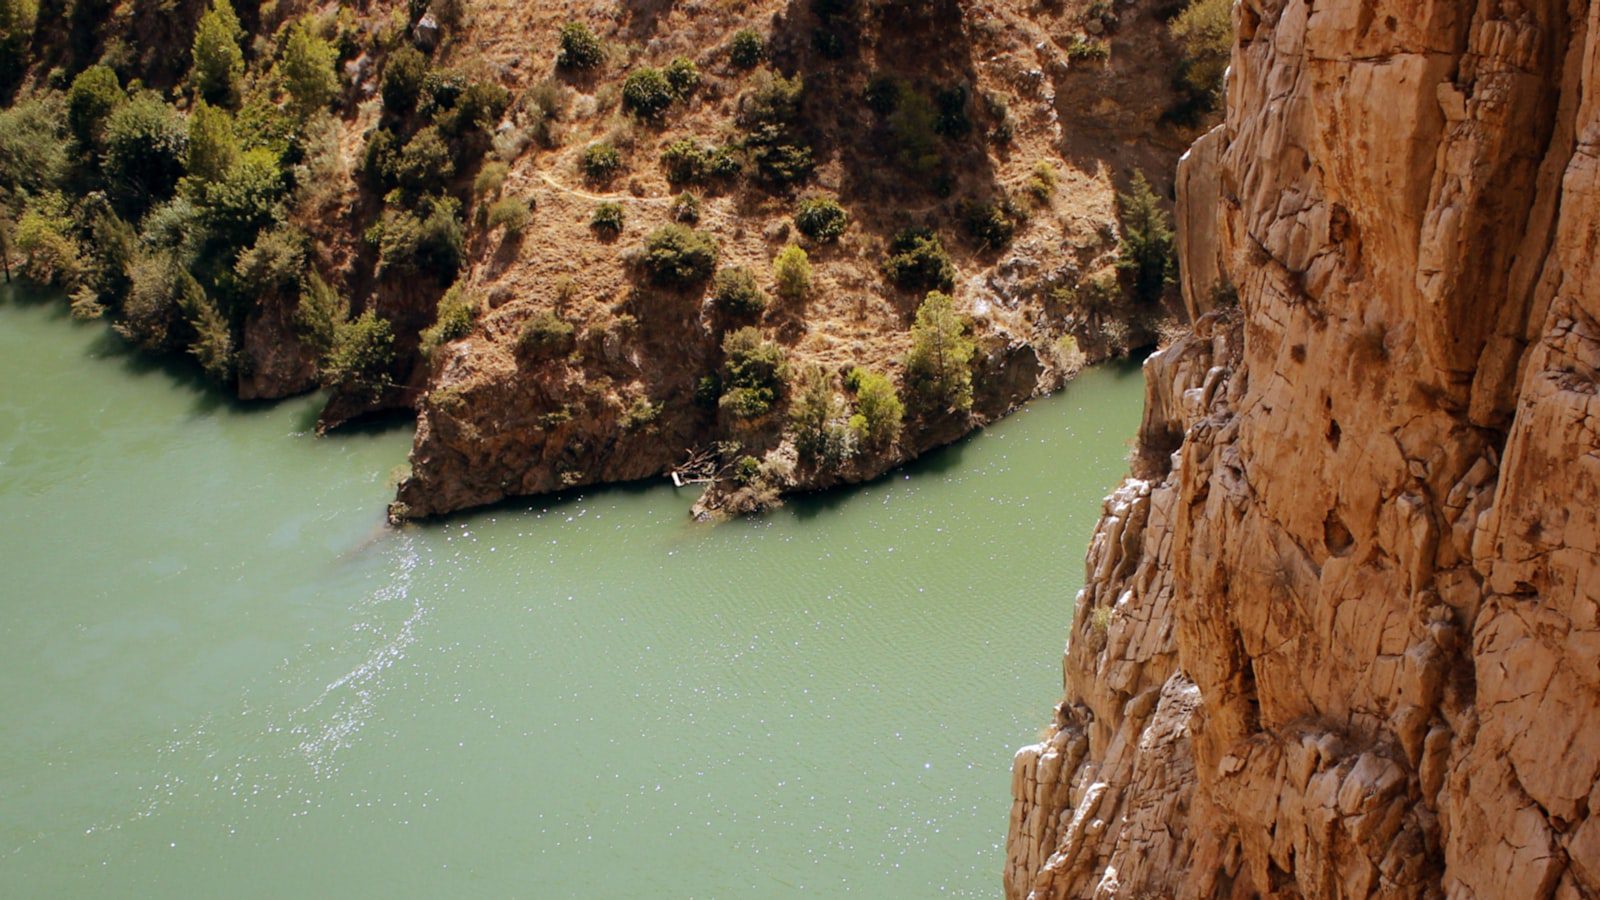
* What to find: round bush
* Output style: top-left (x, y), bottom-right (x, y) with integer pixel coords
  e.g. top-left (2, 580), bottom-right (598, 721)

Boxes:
top-left (622, 67), bottom-right (674, 118)
top-left (794, 196), bottom-right (848, 242)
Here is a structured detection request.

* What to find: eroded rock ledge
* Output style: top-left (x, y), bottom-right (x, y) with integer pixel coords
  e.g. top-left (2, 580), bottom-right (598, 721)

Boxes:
top-left (1007, 0), bottom-right (1600, 894)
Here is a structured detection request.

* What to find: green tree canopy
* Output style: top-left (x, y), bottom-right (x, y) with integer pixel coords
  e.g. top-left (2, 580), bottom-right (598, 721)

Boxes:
top-left (904, 290), bottom-right (975, 413)
top-left (279, 20), bottom-right (340, 119)
top-left (190, 0), bottom-right (245, 107)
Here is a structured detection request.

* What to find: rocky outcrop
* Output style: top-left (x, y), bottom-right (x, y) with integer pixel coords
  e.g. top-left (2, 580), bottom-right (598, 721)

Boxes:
top-left (1008, 0), bottom-right (1600, 895)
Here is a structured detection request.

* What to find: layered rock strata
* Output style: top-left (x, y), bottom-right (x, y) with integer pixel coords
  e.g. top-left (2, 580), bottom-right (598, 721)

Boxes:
top-left (1008, 0), bottom-right (1600, 895)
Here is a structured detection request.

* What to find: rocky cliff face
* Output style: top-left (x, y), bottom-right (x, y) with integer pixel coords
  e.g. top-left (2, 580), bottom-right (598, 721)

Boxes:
top-left (1007, 0), bottom-right (1600, 895)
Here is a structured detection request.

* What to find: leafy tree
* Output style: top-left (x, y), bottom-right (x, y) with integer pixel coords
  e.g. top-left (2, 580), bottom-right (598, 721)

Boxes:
top-left (0, 0), bottom-right (37, 89)
top-left (67, 65), bottom-right (125, 147)
top-left (194, 147), bottom-right (287, 251)
top-left (190, 0), bottom-right (245, 107)
top-left (0, 98), bottom-right (69, 199)
top-left (322, 310), bottom-right (395, 397)
top-left (103, 94), bottom-right (189, 215)
top-left (1115, 171), bottom-right (1175, 302)
top-left (789, 365), bottom-right (843, 461)
top-left (642, 224), bottom-right (717, 286)
top-left (712, 266), bottom-right (766, 317)
top-left (185, 101), bottom-right (238, 182)
top-left (14, 192), bottom-right (84, 289)
top-left (279, 20), bottom-right (340, 119)
top-left (729, 29), bottom-right (763, 68)
top-left (773, 245), bottom-right (811, 301)
top-left (233, 225), bottom-right (305, 295)
top-left (382, 46), bottom-right (429, 113)
top-left (888, 90), bottom-right (941, 177)
top-left (183, 286), bottom-right (235, 381)
top-left (118, 250), bottom-right (200, 350)
top-left (622, 67), bottom-right (674, 118)
top-left (295, 270), bottom-right (347, 354)
top-left (1170, 0), bottom-right (1231, 118)
top-left (961, 195), bottom-right (1023, 250)
top-left (846, 366), bottom-right (902, 447)
top-left (794, 196), bottom-right (847, 242)
top-left (390, 125), bottom-right (454, 194)
top-left (719, 326), bottom-right (786, 419)
top-left (883, 227), bottom-right (954, 292)
top-left (904, 290), bottom-right (974, 413)
top-left (373, 195), bottom-right (463, 279)
top-left (556, 22), bottom-right (604, 70)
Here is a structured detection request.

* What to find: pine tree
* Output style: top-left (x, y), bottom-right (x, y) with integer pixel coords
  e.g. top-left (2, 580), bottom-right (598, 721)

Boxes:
top-left (904, 291), bottom-right (975, 413)
top-left (279, 20), bottom-right (339, 119)
top-left (1115, 171), bottom-right (1176, 303)
top-left (190, 0), bottom-right (244, 107)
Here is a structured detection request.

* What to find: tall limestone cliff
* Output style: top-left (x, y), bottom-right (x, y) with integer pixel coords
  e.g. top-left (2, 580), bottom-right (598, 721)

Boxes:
top-left (1007, 0), bottom-right (1600, 895)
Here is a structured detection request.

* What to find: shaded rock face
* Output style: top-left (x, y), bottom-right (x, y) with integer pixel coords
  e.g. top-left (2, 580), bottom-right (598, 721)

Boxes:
top-left (1007, 0), bottom-right (1600, 896)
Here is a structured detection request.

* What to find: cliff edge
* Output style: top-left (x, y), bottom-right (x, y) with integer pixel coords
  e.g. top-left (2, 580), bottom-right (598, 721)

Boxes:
top-left (1008, 0), bottom-right (1600, 895)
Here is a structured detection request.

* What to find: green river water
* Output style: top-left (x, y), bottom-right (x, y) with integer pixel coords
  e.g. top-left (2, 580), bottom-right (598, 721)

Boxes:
top-left (0, 286), bottom-right (1145, 897)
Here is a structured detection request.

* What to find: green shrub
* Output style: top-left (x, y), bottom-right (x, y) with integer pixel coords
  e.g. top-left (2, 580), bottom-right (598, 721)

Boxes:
top-left (670, 191), bottom-right (700, 223)
top-left (295, 270), bottom-right (347, 354)
top-left (729, 29), bottom-right (764, 68)
top-left (103, 94), bottom-right (189, 215)
top-left (590, 201), bottom-right (623, 233)
top-left (322, 310), bottom-right (395, 396)
top-left (185, 101), bottom-right (238, 183)
top-left (739, 71), bottom-right (804, 127)
top-left (934, 84), bottom-right (970, 138)
top-left (642, 224), bottom-right (717, 286)
top-left (793, 196), bottom-right (847, 242)
top-left (846, 366), bottom-right (902, 447)
top-left (864, 76), bottom-right (899, 116)
top-left (580, 141), bottom-right (621, 181)
top-left (1066, 36), bottom-right (1110, 62)
top-left (0, 0), bottom-right (37, 88)
top-left (622, 67), bottom-right (674, 118)
top-left (487, 195), bottom-right (531, 234)
top-left (664, 56), bottom-right (700, 99)
top-left (190, 0), bottom-right (244, 107)
top-left (233, 225), bottom-right (306, 294)
top-left (14, 192), bottom-right (84, 289)
top-left (0, 98), bottom-right (69, 199)
top-left (419, 284), bottom-right (479, 357)
top-left (67, 65), bottom-right (124, 146)
top-left (789, 365), bottom-right (844, 462)
top-left (441, 80), bottom-right (510, 136)
top-left (474, 160), bottom-right (508, 197)
top-left (621, 397), bottom-right (659, 430)
top-left (194, 146), bottom-right (287, 250)
top-left (184, 287), bottom-right (235, 381)
top-left (719, 326), bottom-right (786, 420)
top-left (773, 245), bottom-right (811, 301)
top-left (118, 251), bottom-right (197, 350)
top-left (519, 310), bottom-right (575, 357)
top-left (391, 125), bottom-right (455, 194)
top-left (556, 22), bottom-right (605, 69)
top-left (1026, 160), bottom-right (1059, 203)
top-left (904, 290), bottom-right (975, 413)
top-left (382, 46), bottom-right (429, 113)
top-left (883, 227), bottom-right (954, 292)
top-left (732, 454), bottom-right (763, 485)
top-left (279, 19), bottom-right (341, 119)
top-left (712, 266), bottom-right (766, 316)
top-left (374, 195), bottom-right (464, 279)
top-left (888, 90), bottom-right (940, 177)
top-left (961, 195), bottom-right (1023, 250)
top-left (1116, 171), bottom-right (1175, 302)
top-left (661, 140), bottom-right (737, 183)
top-left (739, 72), bottom-right (811, 187)
top-left (1170, 0), bottom-right (1230, 118)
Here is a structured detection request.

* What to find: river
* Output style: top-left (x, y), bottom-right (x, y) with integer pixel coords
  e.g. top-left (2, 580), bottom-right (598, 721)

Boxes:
top-left (0, 286), bottom-right (1145, 897)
